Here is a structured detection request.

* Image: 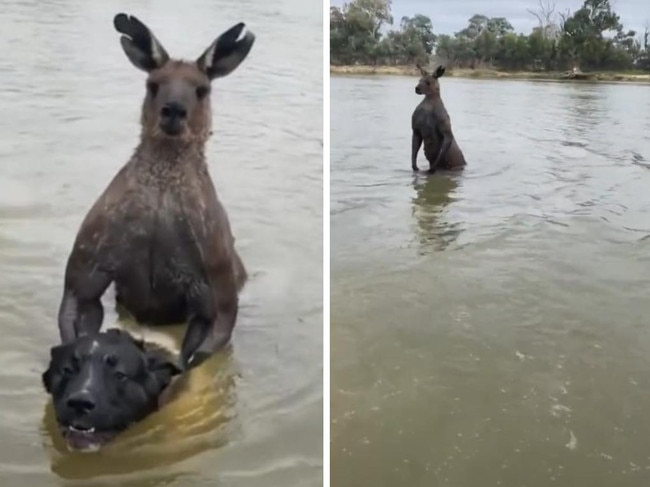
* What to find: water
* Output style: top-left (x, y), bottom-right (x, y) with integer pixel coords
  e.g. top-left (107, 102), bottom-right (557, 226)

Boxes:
top-left (0, 1), bottom-right (322, 486)
top-left (331, 75), bottom-right (650, 487)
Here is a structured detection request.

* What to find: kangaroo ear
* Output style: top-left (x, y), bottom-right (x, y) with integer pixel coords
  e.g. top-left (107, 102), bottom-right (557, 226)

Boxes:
top-left (416, 63), bottom-right (429, 77)
top-left (196, 23), bottom-right (255, 80)
top-left (434, 65), bottom-right (446, 79)
top-left (114, 13), bottom-right (170, 72)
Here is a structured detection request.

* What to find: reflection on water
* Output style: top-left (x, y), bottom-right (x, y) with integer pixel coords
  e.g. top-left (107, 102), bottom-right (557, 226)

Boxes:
top-left (411, 174), bottom-right (461, 252)
top-left (331, 75), bottom-right (650, 487)
top-left (0, 0), bottom-right (322, 485)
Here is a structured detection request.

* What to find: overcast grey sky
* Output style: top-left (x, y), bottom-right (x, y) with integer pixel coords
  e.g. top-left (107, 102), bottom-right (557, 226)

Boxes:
top-left (330, 0), bottom-right (649, 38)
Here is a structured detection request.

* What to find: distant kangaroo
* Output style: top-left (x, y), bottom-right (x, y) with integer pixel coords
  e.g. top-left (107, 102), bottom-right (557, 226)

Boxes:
top-left (57, 13), bottom-right (255, 370)
top-left (411, 64), bottom-right (467, 173)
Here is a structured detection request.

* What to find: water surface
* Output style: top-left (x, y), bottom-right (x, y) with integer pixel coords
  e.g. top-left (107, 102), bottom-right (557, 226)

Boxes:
top-left (0, 1), bottom-right (322, 486)
top-left (331, 74), bottom-right (650, 487)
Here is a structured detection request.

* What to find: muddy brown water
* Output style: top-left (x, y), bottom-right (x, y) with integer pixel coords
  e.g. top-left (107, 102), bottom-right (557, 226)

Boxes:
top-left (0, 1), bottom-right (322, 486)
top-left (331, 74), bottom-right (650, 487)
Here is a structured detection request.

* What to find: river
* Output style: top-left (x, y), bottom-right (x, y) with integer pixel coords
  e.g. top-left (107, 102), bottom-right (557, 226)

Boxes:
top-left (0, 1), bottom-right (322, 486)
top-left (331, 74), bottom-right (650, 487)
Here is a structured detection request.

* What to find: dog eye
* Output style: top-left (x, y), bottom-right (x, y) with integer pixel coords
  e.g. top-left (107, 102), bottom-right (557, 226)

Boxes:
top-left (196, 85), bottom-right (210, 99)
top-left (114, 371), bottom-right (128, 381)
top-left (147, 81), bottom-right (159, 97)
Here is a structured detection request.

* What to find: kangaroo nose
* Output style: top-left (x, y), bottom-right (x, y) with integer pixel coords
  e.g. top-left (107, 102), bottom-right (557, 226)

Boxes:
top-left (161, 102), bottom-right (187, 119)
top-left (66, 392), bottom-right (96, 414)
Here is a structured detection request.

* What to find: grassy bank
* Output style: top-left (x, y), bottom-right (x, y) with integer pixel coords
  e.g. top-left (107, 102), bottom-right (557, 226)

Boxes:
top-left (330, 65), bottom-right (650, 83)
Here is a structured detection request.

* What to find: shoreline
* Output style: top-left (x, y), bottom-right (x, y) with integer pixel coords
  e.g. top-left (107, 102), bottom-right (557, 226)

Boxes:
top-left (330, 65), bottom-right (650, 84)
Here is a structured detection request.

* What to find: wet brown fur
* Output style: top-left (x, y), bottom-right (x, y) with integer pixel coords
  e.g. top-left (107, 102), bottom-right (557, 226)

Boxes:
top-left (411, 64), bottom-right (467, 173)
top-left (58, 14), bottom-right (254, 370)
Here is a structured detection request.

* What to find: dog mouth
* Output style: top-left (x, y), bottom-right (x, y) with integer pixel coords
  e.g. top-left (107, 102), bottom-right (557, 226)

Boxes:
top-left (61, 424), bottom-right (117, 452)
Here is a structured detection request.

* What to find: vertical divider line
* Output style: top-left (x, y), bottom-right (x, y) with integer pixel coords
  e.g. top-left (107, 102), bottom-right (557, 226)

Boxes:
top-left (322, 0), bottom-right (331, 485)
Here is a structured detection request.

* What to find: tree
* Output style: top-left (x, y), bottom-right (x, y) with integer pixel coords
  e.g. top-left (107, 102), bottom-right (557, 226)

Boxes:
top-left (527, 0), bottom-right (561, 40)
top-left (435, 34), bottom-right (456, 64)
top-left (639, 23), bottom-right (650, 70)
top-left (526, 0), bottom-right (561, 69)
top-left (496, 33), bottom-right (531, 70)
top-left (400, 14), bottom-right (437, 55)
top-left (346, 0), bottom-right (393, 40)
top-left (329, 0), bottom-right (645, 72)
top-left (457, 14), bottom-right (489, 40)
top-left (559, 0), bottom-right (622, 69)
top-left (487, 17), bottom-right (514, 37)
top-left (330, 1), bottom-right (393, 65)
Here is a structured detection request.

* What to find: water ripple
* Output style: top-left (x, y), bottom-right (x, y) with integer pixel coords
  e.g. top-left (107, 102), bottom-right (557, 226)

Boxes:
top-left (0, 0), bottom-right (322, 485)
top-left (332, 75), bottom-right (650, 487)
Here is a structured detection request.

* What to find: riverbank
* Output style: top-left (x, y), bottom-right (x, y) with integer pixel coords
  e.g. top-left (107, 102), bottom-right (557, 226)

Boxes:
top-left (330, 65), bottom-right (650, 83)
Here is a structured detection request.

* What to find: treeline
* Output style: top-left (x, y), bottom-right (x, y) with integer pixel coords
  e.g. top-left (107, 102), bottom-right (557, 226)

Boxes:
top-left (330, 0), bottom-right (650, 71)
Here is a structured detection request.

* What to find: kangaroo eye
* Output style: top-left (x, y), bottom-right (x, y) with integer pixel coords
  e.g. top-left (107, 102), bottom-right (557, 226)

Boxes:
top-left (147, 81), bottom-right (159, 97)
top-left (196, 85), bottom-right (210, 99)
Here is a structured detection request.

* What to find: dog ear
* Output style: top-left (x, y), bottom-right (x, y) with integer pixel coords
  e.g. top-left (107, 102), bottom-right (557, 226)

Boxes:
top-left (144, 346), bottom-right (181, 394)
top-left (42, 343), bottom-right (71, 393)
top-left (107, 327), bottom-right (146, 350)
top-left (42, 368), bottom-right (54, 393)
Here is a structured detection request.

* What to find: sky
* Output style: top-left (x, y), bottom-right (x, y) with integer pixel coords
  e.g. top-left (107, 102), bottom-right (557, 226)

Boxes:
top-left (330, 0), bottom-right (649, 38)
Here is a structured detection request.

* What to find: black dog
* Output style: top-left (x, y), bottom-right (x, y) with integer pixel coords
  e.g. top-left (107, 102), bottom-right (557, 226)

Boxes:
top-left (42, 328), bottom-right (180, 451)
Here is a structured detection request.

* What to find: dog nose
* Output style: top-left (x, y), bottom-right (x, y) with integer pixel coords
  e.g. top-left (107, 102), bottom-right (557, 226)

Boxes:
top-left (66, 392), bottom-right (96, 414)
top-left (160, 102), bottom-right (187, 119)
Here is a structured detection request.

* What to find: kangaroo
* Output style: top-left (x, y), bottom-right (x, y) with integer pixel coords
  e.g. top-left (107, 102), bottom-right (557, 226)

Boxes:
top-left (411, 64), bottom-right (467, 173)
top-left (57, 13), bottom-right (254, 370)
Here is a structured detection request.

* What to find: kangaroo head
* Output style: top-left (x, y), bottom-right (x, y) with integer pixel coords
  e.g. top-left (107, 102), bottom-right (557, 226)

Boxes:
top-left (415, 64), bottom-right (445, 97)
top-left (114, 13), bottom-right (255, 142)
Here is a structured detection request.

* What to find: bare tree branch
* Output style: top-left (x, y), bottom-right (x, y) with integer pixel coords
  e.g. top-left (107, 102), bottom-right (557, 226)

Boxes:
top-left (527, 0), bottom-right (557, 39)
